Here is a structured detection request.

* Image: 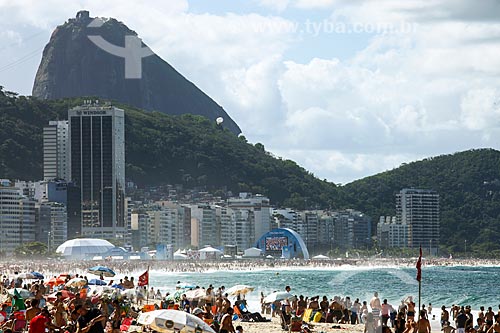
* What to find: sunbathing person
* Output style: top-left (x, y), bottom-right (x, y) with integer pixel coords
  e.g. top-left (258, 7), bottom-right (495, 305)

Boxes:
top-left (238, 301), bottom-right (269, 322)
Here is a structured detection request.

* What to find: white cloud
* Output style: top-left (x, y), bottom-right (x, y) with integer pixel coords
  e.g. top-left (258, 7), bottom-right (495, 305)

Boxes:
top-left (460, 88), bottom-right (500, 130)
top-left (2, 0), bottom-right (500, 183)
top-left (294, 0), bottom-right (338, 9)
top-left (255, 0), bottom-right (290, 12)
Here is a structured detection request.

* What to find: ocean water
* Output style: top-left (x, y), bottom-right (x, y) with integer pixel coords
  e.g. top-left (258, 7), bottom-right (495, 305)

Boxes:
top-left (148, 265), bottom-right (500, 312)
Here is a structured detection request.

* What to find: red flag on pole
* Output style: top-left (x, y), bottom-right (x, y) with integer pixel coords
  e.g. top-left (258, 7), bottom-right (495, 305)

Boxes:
top-left (138, 269), bottom-right (149, 286)
top-left (416, 246), bottom-right (422, 282)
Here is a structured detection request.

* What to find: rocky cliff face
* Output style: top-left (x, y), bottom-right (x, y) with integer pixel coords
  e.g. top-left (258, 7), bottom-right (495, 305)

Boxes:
top-left (32, 11), bottom-right (241, 134)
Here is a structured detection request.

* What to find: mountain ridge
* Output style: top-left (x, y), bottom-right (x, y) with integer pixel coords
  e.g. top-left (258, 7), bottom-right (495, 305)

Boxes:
top-left (32, 10), bottom-right (241, 134)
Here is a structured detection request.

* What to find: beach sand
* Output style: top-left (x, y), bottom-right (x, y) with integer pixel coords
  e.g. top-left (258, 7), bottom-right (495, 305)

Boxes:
top-left (236, 314), bottom-right (447, 333)
top-left (236, 318), bottom-right (364, 333)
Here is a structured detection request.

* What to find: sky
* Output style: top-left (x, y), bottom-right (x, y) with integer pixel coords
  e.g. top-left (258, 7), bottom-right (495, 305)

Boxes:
top-left (1, 0), bottom-right (500, 184)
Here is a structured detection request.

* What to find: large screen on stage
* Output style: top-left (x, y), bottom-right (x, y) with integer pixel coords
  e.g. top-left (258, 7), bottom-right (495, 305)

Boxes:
top-left (265, 236), bottom-right (288, 251)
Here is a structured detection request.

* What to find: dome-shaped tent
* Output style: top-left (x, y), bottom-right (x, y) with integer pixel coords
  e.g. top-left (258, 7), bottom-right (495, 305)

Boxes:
top-left (56, 238), bottom-right (115, 260)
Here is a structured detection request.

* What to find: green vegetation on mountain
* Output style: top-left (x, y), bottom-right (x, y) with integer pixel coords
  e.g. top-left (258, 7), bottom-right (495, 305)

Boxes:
top-left (340, 149), bottom-right (500, 256)
top-left (2, 87), bottom-right (500, 255)
top-left (0, 88), bottom-right (337, 208)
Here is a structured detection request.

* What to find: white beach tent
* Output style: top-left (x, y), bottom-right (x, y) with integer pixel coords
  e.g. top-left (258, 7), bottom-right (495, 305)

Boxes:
top-left (243, 247), bottom-right (262, 257)
top-left (198, 246), bottom-right (223, 260)
top-left (56, 238), bottom-right (115, 260)
top-left (312, 254), bottom-right (330, 260)
top-left (173, 249), bottom-right (188, 260)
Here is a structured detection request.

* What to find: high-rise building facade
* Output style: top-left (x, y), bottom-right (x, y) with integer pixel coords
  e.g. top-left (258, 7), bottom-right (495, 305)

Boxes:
top-left (0, 184), bottom-right (36, 252)
top-left (43, 121), bottom-right (69, 181)
top-left (130, 210), bottom-right (150, 251)
top-left (396, 188), bottom-right (439, 251)
top-left (48, 202), bottom-right (68, 250)
top-left (298, 211), bottom-right (319, 250)
top-left (218, 206), bottom-right (254, 251)
top-left (318, 213), bottom-right (335, 250)
top-left (334, 209), bottom-right (371, 249)
top-left (377, 216), bottom-right (408, 248)
top-left (68, 104), bottom-right (126, 240)
top-left (190, 205), bottom-right (218, 248)
top-left (228, 193), bottom-right (270, 241)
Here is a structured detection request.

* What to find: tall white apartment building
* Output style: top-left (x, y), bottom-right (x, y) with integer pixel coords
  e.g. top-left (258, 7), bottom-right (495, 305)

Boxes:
top-left (0, 184), bottom-right (36, 252)
top-left (43, 121), bottom-right (69, 181)
top-left (219, 206), bottom-right (254, 251)
top-left (228, 193), bottom-right (270, 241)
top-left (396, 188), bottom-right (439, 251)
top-left (377, 216), bottom-right (408, 248)
top-left (190, 205), bottom-right (218, 248)
top-left (298, 211), bottom-right (319, 249)
top-left (48, 202), bottom-right (68, 250)
top-left (318, 213), bottom-right (335, 249)
top-left (272, 208), bottom-right (300, 230)
top-left (130, 211), bottom-right (150, 250)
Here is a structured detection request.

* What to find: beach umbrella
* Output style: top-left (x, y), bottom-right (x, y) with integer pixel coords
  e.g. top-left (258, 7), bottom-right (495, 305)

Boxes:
top-left (184, 288), bottom-right (206, 301)
top-left (58, 273), bottom-right (72, 279)
top-left (47, 290), bottom-right (75, 302)
top-left (263, 291), bottom-right (295, 303)
top-left (17, 273), bottom-right (36, 279)
top-left (8, 288), bottom-right (32, 299)
top-left (138, 309), bottom-right (216, 333)
top-left (164, 290), bottom-right (184, 302)
top-left (30, 272), bottom-right (44, 279)
top-left (89, 286), bottom-right (114, 298)
top-left (111, 284), bottom-right (125, 290)
top-left (121, 289), bottom-right (137, 299)
top-left (88, 266), bottom-right (116, 277)
top-left (66, 278), bottom-right (88, 288)
top-left (226, 285), bottom-right (254, 296)
top-left (88, 279), bottom-right (107, 286)
top-left (46, 277), bottom-right (66, 286)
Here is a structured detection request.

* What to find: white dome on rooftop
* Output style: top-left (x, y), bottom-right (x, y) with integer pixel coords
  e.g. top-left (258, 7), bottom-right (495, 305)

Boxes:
top-left (56, 238), bottom-right (115, 259)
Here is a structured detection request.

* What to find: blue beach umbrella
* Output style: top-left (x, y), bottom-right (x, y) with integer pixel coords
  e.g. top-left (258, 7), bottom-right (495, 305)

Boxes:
top-left (87, 266), bottom-right (116, 277)
top-left (111, 284), bottom-right (125, 290)
top-left (88, 279), bottom-right (107, 286)
top-left (30, 272), bottom-right (44, 279)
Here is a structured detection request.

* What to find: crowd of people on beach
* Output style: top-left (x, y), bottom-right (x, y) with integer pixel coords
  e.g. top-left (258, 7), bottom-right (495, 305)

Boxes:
top-left (0, 271), bottom-right (257, 333)
top-left (0, 259), bottom-right (500, 333)
top-left (0, 257), bottom-right (499, 276)
top-left (263, 287), bottom-right (500, 333)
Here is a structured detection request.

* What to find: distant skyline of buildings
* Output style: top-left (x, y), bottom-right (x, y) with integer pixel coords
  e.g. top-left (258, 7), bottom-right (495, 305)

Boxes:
top-left (0, 102), bottom-right (440, 256)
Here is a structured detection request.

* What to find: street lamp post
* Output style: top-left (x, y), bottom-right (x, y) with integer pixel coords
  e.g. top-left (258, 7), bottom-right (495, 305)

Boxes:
top-left (464, 239), bottom-right (467, 257)
top-left (47, 231), bottom-right (51, 254)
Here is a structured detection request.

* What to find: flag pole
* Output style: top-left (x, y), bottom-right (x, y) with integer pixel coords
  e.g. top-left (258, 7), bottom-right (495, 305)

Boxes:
top-left (416, 245), bottom-right (422, 319)
top-left (418, 278), bottom-right (421, 318)
top-left (146, 265), bottom-right (150, 305)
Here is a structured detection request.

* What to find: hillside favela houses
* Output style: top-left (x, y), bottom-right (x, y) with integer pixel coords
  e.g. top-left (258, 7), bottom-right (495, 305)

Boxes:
top-left (0, 102), bottom-right (440, 260)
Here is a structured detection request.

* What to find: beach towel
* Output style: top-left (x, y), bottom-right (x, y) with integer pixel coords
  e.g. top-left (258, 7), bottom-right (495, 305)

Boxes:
top-left (302, 309), bottom-right (314, 322)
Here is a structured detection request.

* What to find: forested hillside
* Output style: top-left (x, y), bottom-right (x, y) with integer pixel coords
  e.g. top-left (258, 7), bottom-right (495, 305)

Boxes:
top-left (340, 149), bottom-right (500, 255)
top-left (0, 88), bottom-right (337, 208)
top-left (2, 87), bottom-right (500, 254)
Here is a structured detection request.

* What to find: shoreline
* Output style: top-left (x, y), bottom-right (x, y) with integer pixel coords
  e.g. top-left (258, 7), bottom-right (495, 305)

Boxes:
top-left (0, 257), bottom-right (499, 276)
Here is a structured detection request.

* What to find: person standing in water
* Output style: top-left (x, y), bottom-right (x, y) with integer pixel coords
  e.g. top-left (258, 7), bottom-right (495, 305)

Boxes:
top-left (417, 310), bottom-right (431, 333)
top-left (370, 292), bottom-right (382, 325)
